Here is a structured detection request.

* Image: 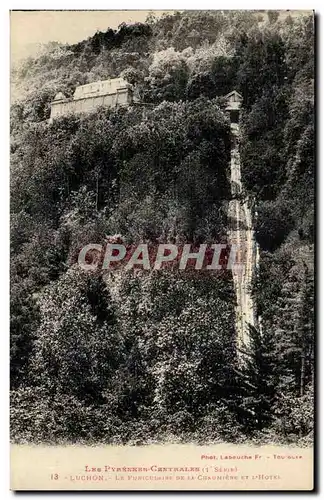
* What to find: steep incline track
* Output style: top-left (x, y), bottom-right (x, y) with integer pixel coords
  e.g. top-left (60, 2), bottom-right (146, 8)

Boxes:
top-left (227, 123), bottom-right (257, 350)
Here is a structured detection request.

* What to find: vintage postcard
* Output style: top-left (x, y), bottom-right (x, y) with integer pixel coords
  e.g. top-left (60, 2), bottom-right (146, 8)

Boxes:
top-left (10, 9), bottom-right (315, 491)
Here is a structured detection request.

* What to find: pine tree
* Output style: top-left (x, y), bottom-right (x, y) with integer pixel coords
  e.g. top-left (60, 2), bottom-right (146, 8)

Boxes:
top-left (239, 324), bottom-right (278, 433)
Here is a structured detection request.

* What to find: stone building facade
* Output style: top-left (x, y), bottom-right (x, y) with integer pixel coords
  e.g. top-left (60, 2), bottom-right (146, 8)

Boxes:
top-left (50, 77), bottom-right (133, 120)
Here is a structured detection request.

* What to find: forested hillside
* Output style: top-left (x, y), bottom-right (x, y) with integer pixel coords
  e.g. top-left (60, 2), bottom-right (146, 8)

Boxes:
top-left (11, 11), bottom-right (314, 444)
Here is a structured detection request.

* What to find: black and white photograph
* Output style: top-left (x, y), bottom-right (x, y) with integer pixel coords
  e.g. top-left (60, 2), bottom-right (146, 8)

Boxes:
top-left (9, 9), bottom-right (315, 491)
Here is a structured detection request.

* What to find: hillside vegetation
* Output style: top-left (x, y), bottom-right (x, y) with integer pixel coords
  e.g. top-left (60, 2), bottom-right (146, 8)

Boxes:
top-left (11, 11), bottom-right (314, 444)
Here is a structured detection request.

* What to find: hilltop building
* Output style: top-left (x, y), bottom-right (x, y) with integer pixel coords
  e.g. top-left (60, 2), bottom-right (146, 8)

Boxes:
top-left (50, 79), bottom-right (243, 124)
top-left (50, 77), bottom-right (133, 120)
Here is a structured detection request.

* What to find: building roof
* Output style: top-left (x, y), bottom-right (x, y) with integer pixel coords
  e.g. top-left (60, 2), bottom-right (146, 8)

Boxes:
top-left (73, 77), bottom-right (131, 100)
top-left (53, 92), bottom-right (66, 101)
top-left (224, 90), bottom-right (243, 100)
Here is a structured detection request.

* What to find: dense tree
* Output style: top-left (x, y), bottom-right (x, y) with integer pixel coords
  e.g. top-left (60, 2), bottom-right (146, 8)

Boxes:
top-left (10, 10), bottom-right (314, 444)
top-left (239, 325), bottom-right (278, 431)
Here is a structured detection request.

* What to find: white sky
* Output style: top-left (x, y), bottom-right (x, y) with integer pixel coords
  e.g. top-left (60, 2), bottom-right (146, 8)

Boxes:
top-left (10, 10), bottom-right (173, 62)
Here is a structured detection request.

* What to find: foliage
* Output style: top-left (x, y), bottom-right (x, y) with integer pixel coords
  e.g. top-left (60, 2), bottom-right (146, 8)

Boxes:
top-left (10, 10), bottom-right (314, 444)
